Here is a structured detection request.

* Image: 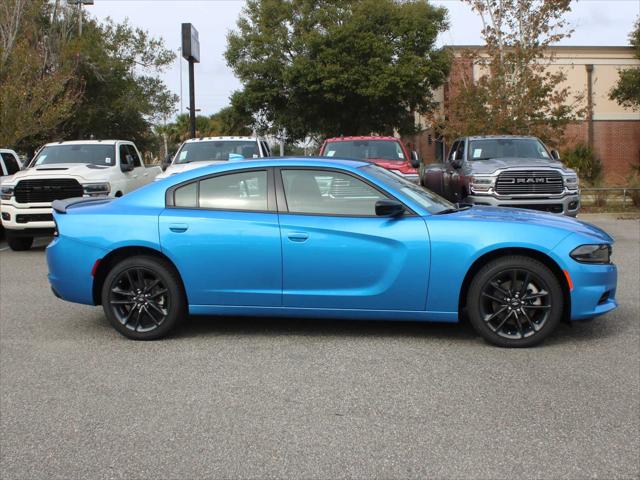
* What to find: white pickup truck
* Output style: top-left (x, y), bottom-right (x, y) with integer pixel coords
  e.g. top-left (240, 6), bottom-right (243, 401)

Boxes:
top-left (0, 140), bottom-right (161, 251)
top-left (156, 136), bottom-right (271, 181)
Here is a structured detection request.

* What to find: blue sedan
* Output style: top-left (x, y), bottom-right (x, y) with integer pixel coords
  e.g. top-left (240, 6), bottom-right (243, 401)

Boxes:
top-left (46, 159), bottom-right (617, 347)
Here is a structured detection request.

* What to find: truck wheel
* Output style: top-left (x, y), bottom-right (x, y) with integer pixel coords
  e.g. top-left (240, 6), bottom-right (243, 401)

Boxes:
top-left (466, 255), bottom-right (563, 347)
top-left (101, 255), bottom-right (187, 340)
top-left (7, 233), bottom-right (34, 251)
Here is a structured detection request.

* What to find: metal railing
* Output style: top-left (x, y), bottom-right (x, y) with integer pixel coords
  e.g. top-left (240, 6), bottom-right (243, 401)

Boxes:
top-left (580, 187), bottom-right (640, 209)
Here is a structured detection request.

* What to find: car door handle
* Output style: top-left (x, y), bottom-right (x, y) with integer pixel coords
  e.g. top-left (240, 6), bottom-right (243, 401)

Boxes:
top-left (169, 223), bottom-right (189, 233)
top-left (287, 232), bottom-right (309, 242)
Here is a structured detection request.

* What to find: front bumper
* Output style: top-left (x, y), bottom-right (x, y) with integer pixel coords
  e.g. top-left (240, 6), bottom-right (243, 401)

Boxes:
top-left (0, 203), bottom-right (56, 233)
top-left (466, 193), bottom-right (580, 216)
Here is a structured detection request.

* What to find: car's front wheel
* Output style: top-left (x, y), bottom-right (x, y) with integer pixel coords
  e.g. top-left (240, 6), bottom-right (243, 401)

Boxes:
top-left (101, 255), bottom-right (186, 340)
top-left (467, 256), bottom-right (564, 347)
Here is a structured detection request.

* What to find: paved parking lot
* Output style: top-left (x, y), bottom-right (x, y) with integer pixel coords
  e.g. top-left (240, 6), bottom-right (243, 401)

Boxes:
top-left (0, 214), bottom-right (638, 479)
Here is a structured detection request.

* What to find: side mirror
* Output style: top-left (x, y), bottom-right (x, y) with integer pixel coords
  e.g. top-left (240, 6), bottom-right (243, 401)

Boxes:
top-left (375, 199), bottom-right (405, 217)
top-left (162, 153), bottom-right (173, 171)
top-left (550, 149), bottom-right (560, 161)
top-left (120, 155), bottom-right (134, 172)
top-left (228, 153), bottom-right (245, 162)
top-left (451, 158), bottom-right (463, 169)
top-left (409, 151), bottom-right (421, 169)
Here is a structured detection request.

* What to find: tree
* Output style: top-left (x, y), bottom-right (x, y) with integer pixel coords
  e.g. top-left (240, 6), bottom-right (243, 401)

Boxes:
top-left (610, 18), bottom-right (640, 111)
top-left (444, 0), bottom-right (584, 145)
top-left (225, 0), bottom-right (450, 142)
top-left (59, 17), bottom-right (178, 150)
top-left (0, 0), bottom-right (80, 148)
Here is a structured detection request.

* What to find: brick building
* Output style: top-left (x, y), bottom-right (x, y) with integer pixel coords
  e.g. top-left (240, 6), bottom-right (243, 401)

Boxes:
top-left (406, 46), bottom-right (640, 183)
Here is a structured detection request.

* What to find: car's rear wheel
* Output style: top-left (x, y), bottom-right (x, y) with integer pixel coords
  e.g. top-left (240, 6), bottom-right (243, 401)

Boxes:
top-left (102, 255), bottom-right (186, 340)
top-left (7, 233), bottom-right (33, 251)
top-left (467, 256), bottom-right (563, 347)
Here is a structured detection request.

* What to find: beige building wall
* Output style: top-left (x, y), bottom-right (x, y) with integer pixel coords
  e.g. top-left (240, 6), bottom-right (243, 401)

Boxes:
top-left (408, 46), bottom-right (640, 181)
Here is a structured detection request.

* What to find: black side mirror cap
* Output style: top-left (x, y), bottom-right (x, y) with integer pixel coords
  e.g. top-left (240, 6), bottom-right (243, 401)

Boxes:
top-left (162, 154), bottom-right (173, 171)
top-left (550, 149), bottom-right (560, 161)
top-left (451, 159), bottom-right (463, 169)
top-left (375, 199), bottom-right (405, 217)
top-left (120, 160), bottom-right (134, 172)
top-left (409, 151), bottom-right (420, 169)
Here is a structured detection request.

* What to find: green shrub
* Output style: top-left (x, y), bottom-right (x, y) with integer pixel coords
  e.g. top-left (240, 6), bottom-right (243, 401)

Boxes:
top-left (562, 143), bottom-right (603, 185)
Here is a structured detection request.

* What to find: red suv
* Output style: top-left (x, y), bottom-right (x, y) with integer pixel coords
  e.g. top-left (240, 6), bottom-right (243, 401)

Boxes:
top-left (319, 136), bottom-right (420, 183)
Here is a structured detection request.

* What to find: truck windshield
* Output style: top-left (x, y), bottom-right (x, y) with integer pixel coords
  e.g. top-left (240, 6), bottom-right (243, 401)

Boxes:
top-left (468, 138), bottom-right (550, 161)
top-left (32, 145), bottom-right (116, 167)
top-left (175, 141), bottom-right (259, 164)
top-left (323, 140), bottom-right (407, 161)
top-left (361, 164), bottom-right (455, 214)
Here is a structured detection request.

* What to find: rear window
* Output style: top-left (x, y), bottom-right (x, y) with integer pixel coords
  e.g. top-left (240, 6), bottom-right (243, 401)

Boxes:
top-left (322, 140), bottom-right (407, 161)
top-left (175, 141), bottom-right (259, 164)
top-left (32, 145), bottom-right (116, 167)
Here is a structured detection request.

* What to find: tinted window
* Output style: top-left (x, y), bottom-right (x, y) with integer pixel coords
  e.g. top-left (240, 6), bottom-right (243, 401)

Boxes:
top-left (468, 138), bottom-right (550, 160)
top-left (174, 182), bottom-right (198, 208)
top-left (33, 144), bottom-right (115, 166)
top-left (281, 169), bottom-right (386, 216)
top-left (362, 165), bottom-right (454, 214)
top-left (119, 145), bottom-right (133, 167)
top-left (175, 141), bottom-right (259, 164)
top-left (126, 144), bottom-right (142, 167)
top-left (322, 140), bottom-right (407, 161)
top-left (1, 153), bottom-right (20, 174)
top-left (199, 170), bottom-right (268, 211)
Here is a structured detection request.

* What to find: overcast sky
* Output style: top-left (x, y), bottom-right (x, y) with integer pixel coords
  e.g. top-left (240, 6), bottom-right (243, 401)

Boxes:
top-left (88, 0), bottom-right (640, 117)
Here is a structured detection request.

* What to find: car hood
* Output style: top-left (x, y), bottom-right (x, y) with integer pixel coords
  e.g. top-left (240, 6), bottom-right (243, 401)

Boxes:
top-left (156, 161), bottom-right (226, 180)
top-left (467, 158), bottom-right (574, 175)
top-left (3, 163), bottom-right (117, 183)
top-left (367, 159), bottom-right (416, 173)
top-left (444, 206), bottom-right (613, 243)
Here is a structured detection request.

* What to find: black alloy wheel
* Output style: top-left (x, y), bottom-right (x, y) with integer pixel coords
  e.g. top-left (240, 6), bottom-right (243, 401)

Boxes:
top-left (102, 256), bottom-right (185, 340)
top-left (467, 256), bottom-right (563, 347)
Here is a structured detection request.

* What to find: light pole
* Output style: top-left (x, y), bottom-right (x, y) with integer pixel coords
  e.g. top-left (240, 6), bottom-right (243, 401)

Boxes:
top-left (67, 0), bottom-right (94, 36)
top-left (181, 23), bottom-right (200, 139)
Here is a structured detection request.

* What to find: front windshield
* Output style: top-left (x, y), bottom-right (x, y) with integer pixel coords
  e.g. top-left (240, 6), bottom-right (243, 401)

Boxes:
top-left (323, 140), bottom-right (407, 161)
top-left (32, 144), bottom-right (116, 167)
top-left (361, 164), bottom-right (454, 214)
top-left (468, 138), bottom-right (550, 161)
top-left (175, 140), bottom-right (259, 164)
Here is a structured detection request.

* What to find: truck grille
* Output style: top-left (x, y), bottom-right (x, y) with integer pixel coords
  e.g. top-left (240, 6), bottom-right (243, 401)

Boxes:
top-left (495, 170), bottom-right (564, 195)
top-left (14, 179), bottom-right (83, 204)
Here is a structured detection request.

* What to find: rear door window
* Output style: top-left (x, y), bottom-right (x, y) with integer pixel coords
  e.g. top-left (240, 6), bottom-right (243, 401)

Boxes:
top-left (1, 153), bottom-right (20, 175)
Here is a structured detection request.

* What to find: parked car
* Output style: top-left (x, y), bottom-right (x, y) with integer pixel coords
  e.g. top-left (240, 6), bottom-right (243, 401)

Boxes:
top-left (1, 149), bottom-right (23, 174)
top-left (420, 135), bottom-right (580, 216)
top-left (47, 158), bottom-right (617, 347)
top-left (0, 149), bottom-right (23, 238)
top-left (319, 136), bottom-right (421, 183)
top-left (156, 136), bottom-right (271, 181)
top-left (0, 140), bottom-right (161, 251)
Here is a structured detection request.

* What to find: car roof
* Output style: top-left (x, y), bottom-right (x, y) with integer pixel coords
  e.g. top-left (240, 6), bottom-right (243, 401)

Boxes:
top-left (42, 140), bottom-right (129, 147)
top-left (324, 136), bottom-right (399, 142)
top-left (183, 136), bottom-right (259, 143)
top-left (463, 135), bottom-right (540, 140)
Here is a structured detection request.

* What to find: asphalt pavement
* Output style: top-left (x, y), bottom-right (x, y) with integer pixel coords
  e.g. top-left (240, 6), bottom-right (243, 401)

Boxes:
top-left (1, 214), bottom-right (638, 479)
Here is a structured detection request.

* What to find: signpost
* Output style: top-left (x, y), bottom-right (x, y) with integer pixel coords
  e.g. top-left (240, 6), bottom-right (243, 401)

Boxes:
top-left (67, 0), bottom-right (94, 36)
top-left (181, 23), bottom-right (200, 139)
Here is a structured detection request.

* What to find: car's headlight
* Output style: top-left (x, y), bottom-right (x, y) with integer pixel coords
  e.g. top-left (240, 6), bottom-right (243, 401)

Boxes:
top-left (83, 182), bottom-right (111, 196)
top-left (564, 175), bottom-right (579, 188)
top-left (570, 244), bottom-right (611, 264)
top-left (0, 185), bottom-right (15, 200)
top-left (470, 175), bottom-right (495, 192)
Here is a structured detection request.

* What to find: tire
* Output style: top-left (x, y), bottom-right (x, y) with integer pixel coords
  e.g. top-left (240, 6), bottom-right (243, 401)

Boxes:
top-left (7, 233), bottom-right (33, 251)
top-left (101, 255), bottom-right (186, 340)
top-left (467, 255), bottom-right (563, 347)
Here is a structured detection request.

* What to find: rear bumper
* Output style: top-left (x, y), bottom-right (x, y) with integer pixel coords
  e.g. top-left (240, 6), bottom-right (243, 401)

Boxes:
top-left (466, 193), bottom-right (580, 216)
